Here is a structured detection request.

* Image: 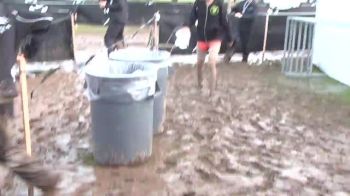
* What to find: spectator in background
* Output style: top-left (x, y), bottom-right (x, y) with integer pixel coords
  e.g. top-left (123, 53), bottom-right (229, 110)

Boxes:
top-left (188, 0), bottom-right (233, 96)
top-left (231, 0), bottom-right (257, 62)
top-left (99, 0), bottom-right (128, 56)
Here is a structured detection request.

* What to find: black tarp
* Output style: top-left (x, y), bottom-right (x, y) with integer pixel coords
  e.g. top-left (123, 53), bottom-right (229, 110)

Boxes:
top-left (2, 2), bottom-right (75, 62)
top-left (26, 15), bottom-right (74, 62)
top-left (2, 1), bottom-right (316, 55)
top-left (76, 2), bottom-right (191, 25)
top-left (0, 2), bottom-right (75, 114)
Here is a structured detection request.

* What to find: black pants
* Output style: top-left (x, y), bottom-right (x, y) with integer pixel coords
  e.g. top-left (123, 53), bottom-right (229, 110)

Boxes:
top-left (0, 19), bottom-right (16, 81)
top-left (239, 20), bottom-right (253, 61)
top-left (104, 21), bottom-right (125, 53)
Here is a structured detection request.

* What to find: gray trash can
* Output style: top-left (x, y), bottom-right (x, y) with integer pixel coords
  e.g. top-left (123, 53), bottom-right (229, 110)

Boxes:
top-left (85, 55), bottom-right (157, 165)
top-left (110, 48), bottom-right (170, 134)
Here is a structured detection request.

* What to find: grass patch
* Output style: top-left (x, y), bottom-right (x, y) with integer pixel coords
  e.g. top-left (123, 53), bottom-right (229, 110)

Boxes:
top-left (76, 24), bottom-right (107, 35)
top-left (266, 63), bottom-right (350, 104)
top-left (81, 153), bottom-right (97, 166)
top-left (338, 87), bottom-right (350, 103)
top-left (317, 76), bottom-right (350, 103)
top-left (76, 24), bottom-right (145, 36)
top-left (310, 67), bottom-right (350, 103)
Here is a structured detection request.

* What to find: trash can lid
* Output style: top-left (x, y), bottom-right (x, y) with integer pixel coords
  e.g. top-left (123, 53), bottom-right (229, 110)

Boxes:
top-left (109, 47), bottom-right (170, 62)
top-left (85, 53), bottom-right (157, 79)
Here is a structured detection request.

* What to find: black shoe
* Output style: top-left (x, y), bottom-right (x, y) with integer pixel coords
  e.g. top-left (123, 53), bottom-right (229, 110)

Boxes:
top-left (0, 80), bottom-right (18, 98)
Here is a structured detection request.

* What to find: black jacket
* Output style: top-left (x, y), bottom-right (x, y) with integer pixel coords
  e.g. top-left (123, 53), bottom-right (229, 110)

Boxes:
top-left (103, 0), bottom-right (128, 24)
top-left (231, 0), bottom-right (257, 20)
top-left (231, 0), bottom-right (257, 31)
top-left (189, 0), bottom-right (233, 42)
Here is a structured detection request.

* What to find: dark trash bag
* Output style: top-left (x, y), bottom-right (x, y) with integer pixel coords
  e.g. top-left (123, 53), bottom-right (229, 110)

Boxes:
top-left (85, 57), bottom-right (158, 165)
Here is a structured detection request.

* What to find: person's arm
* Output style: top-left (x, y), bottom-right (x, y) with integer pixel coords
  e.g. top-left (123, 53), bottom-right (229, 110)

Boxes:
top-left (188, 0), bottom-right (198, 27)
top-left (219, 0), bottom-right (233, 42)
top-left (231, 1), bottom-right (242, 13)
top-left (99, 0), bottom-right (107, 9)
top-left (231, 1), bottom-right (243, 18)
top-left (245, 2), bottom-right (257, 18)
top-left (106, 0), bottom-right (124, 12)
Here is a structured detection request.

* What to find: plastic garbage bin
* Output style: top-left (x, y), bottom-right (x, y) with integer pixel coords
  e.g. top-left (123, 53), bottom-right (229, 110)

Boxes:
top-left (110, 48), bottom-right (170, 134)
top-left (85, 55), bottom-right (157, 165)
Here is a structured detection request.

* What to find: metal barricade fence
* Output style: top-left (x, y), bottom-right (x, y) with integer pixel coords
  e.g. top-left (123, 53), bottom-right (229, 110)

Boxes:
top-left (282, 16), bottom-right (316, 76)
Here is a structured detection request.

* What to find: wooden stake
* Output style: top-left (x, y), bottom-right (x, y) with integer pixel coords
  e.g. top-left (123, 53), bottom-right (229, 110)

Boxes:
top-left (71, 13), bottom-right (77, 63)
top-left (18, 54), bottom-right (34, 196)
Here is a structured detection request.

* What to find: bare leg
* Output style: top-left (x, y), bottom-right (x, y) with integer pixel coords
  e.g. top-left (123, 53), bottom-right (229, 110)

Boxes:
top-left (208, 41), bottom-right (221, 96)
top-left (208, 61), bottom-right (217, 96)
top-left (197, 49), bottom-right (206, 89)
top-left (197, 59), bottom-right (205, 89)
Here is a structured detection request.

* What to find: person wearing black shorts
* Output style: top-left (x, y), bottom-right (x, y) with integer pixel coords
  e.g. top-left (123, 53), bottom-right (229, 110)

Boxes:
top-left (99, 0), bottom-right (128, 56)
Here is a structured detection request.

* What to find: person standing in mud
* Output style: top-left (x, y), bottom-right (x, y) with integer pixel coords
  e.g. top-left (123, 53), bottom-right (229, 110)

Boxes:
top-left (188, 0), bottom-right (233, 96)
top-left (231, 0), bottom-right (257, 63)
top-left (99, 0), bottom-right (128, 56)
top-left (0, 115), bottom-right (61, 195)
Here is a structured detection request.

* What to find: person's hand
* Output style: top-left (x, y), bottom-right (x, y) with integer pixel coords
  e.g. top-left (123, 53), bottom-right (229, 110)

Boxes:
top-left (234, 12), bottom-right (243, 18)
top-left (99, 0), bottom-right (107, 8)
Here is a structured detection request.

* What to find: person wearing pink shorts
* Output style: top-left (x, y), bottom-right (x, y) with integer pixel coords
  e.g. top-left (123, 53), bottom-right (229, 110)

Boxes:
top-left (188, 0), bottom-right (233, 96)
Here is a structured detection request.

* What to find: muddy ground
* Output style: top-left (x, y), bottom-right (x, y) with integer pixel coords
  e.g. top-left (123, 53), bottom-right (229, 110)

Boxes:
top-left (1, 32), bottom-right (350, 195)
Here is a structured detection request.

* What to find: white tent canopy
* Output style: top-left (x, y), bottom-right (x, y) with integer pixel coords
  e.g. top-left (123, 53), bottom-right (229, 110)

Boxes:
top-left (313, 0), bottom-right (350, 86)
top-left (263, 0), bottom-right (310, 10)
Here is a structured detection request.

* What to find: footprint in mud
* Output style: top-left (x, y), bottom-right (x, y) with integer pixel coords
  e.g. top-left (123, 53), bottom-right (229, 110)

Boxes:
top-left (195, 164), bottom-right (220, 182)
top-left (183, 191), bottom-right (196, 196)
top-left (157, 151), bottom-right (185, 173)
